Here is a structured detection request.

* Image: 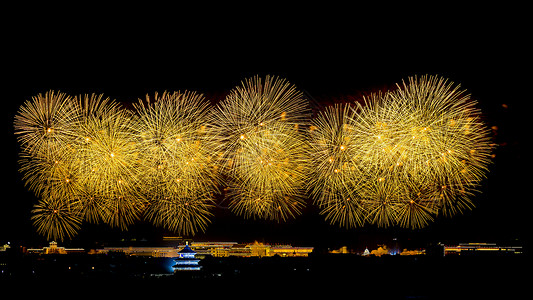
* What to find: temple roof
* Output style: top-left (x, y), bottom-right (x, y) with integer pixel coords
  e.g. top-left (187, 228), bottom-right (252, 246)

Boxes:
top-left (179, 244), bottom-right (196, 254)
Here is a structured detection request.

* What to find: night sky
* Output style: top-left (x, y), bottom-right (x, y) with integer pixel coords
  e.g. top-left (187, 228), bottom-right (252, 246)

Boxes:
top-left (2, 8), bottom-right (527, 251)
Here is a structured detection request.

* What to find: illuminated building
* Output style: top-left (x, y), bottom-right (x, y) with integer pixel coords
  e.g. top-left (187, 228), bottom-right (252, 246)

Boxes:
top-left (27, 241), bottom-right (84, 255)
top-left (93, 240), bottom-right (313, 258)
top-left (249, 241), bottom-right (270, 257)
top-left (329, 246), bottom-right (350, 254)
top-left (370, 246), bottom-right (388, 257)
top-left (172, 244), bottom-right (201, 271)
top-left (444, 243), bottom-right (523, 256)
top-left (269, 245), bottom-right (314, 257)
top-left (225, 243), bottom-right (314, 257)
top-left (399, 249), bottom-right (425, 256)
top-left (189, 241), bottom-right (238, 257)
top-left (389, 238), bottom-right (400, 255)
top-left (94, 246), bottom-right (178, 257)
top-left (0, 243), bottom-right (10, 252)
top-left (95, 241), bottom-right (238, 257)
top-left (228, 244), bottom-right (253, 257)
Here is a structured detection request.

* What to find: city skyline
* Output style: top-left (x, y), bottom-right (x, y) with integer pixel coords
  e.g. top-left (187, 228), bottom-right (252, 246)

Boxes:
top-left (1, 8), bottom-right (528, 298)
top-left (5, 239), bottom-right (523, 264)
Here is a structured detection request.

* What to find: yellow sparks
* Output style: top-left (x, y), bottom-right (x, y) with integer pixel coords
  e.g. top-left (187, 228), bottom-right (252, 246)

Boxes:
top-left (307, 75), bottom-right (492, 229)
top-left (14, 75), bottom-right (493, 239)
top-left (210, 75), bottom-right (310, 221)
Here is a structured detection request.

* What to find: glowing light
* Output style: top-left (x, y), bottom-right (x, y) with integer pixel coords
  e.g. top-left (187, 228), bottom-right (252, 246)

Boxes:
top-left (308, 75), bottom-right (492, 229)
top-left (135, 91), bottom-right (218, 235)
top-left (210, 75), bottom-right (310, 221)
top-left (14, 75), bottom-right (493, 239)
top-left (31, 193), bottom-right (81, 242)
top-left (15, 91), bottom-right (219, 239)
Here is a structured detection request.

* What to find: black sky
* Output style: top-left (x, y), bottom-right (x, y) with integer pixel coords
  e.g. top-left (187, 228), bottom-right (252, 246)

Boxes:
top-left (2, 7), bottom-right (528, 249)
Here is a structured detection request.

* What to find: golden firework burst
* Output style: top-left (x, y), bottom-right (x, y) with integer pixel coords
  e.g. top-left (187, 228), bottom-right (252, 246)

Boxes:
top-left (134, 91), bottom-right (219, 235)
top-left (307, 104), bottom-right (368, 228)
top-left (308, 75), bottom-right (492, 229)
top-left (14, 74), bottom-right (493, 239)
top-left (14, 91), bottom-right (79, 156)
top-left (211, 75), bottom-right (310, 221)
top-left (73, 94), bottom-right (144, 230)
top-left (31, 192), bottom-right (82, 242)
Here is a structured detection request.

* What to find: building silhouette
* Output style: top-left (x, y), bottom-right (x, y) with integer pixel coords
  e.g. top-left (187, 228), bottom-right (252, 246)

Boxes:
top-left (94, 240), bottom-right (313, 258)
top-left (444, 243), bottom-right (523, 256)
top-left (172, 244), bottom-right (200, 271)
top-left (26, 241), bottom-right (85, 255)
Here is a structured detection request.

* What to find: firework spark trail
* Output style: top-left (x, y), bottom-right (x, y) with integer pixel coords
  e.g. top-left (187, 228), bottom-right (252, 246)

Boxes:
top-left (308, 75), bottom-right (492, 229)
top-left (227, 123), bottom-right (309, 221)
top-left (14, 91), bottom-right (84, 240)
top-left (15, 91), bottom-right (83, 203)
top-left (14, 91), bottom-right (79, 156)
top-left (211, 75), bottom-right (310, 221)
top-left (72, 95), bottom-right (144, 230)
top-left (14, 75), bottom-right (493, 240)
top-left (31, 189), bottom-right (82, 242)
top-left (134, 91), bottom-right (218, 235)
top-left (389, 76), bottom-right (492, 218)
top-left (307, 104), bottom-right (368, 227)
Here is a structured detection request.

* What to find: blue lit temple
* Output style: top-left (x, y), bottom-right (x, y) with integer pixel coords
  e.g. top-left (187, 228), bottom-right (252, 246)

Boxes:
top-left (172, 244), bottom-right (201, 272)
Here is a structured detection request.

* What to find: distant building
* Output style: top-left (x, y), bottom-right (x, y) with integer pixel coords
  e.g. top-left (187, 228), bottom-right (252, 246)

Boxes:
top-left (249, 241), bottom-right (270, 257)
top-left (444, 243), bottom-right (522, 256)
top-left (27, 241), bottom-right (85, 255)
top-left (190, 241), bottom-right (238, 257)
top-left (228, 243), bottom-right (253, 257)
top-left (92, 240), bottom-right (313, 258)
top-left (193, 241), bottom-right (313, 258)
top-left (94, 246), bottom-right (178, 257)
top-left (329, 246), bottom-right (350, 254)
top-left (173, 244), bottom-right (201, 271)
top-left (370, 245), bottom-right (389, 257)
top-left (0, 244), bottom-right (10, 252)
top-left (269, 245), bottom-right (314, 257)
top-left (400, 249), bottom-right (425, 256)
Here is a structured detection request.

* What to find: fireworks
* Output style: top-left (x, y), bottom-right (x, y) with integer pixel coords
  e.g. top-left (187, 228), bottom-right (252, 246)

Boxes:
top-left (31, 192), bottom-right (82, 242)
top-left (14, 75), bottom-right (493, 240)
top-left (73, 95), bottom-right (144, 230)
top-left (14, 91), bottom-right (220, 239)
top-left (307, 104), bottom-right (368, 228)
top-left (134, 91), bottom-right (218, 235)
top-left (210, 75), bottom-right (310, 221)
top-left (14, 91), bottom-right (78, 156)
top-left (308, 75), bottom-right (492, 229)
